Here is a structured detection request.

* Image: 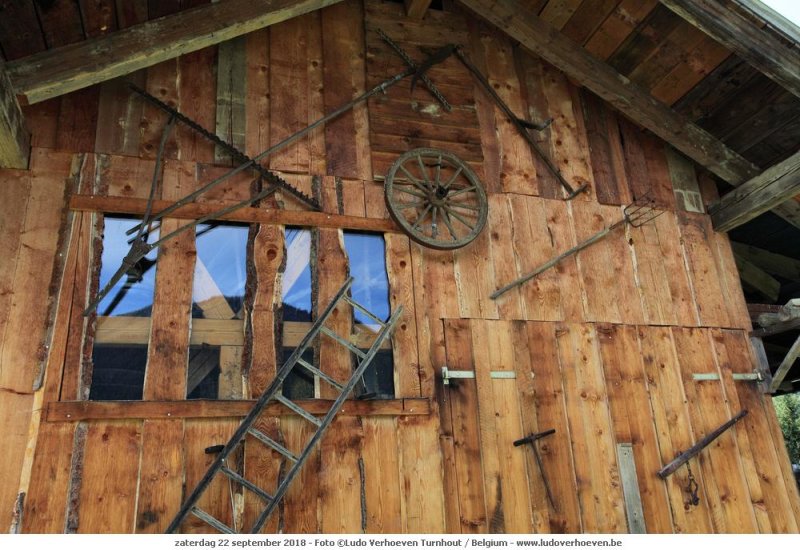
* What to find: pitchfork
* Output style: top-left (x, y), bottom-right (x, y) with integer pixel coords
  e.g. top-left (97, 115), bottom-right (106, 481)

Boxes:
top-left (490, 193), bottom-right (663, 300)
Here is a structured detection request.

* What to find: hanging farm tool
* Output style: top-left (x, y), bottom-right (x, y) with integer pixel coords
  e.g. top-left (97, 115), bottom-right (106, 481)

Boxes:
top-left (453, 47), bottom-right (588, 200)
top-left (490, 193), bottom-right (663, 300)
top-left (514, 429), bottom-right (557, 510)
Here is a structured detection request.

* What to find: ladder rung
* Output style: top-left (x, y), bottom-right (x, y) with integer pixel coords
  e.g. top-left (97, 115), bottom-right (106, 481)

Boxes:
top-left (190, 507), bottom-right (235, 534)
top-left (220, 466), bottom-right (274, 503)
top-left (274, 394), bottom-right (323, 426)
top-left (247, 428), bottom-right (298, 462)
top-left (296, 358), bottom-right (345, 392)
top-left (320, 327), bottom-right (367, 358)
top-left (343, 296), bottom-right (387, 327)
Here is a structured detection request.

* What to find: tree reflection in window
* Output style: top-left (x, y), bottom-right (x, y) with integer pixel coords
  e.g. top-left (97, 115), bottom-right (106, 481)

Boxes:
top-left (90, 216), bottom-right (159, 400)
top-left (281, 228), bottom-right (314, 399)
top-left (188, 223), bottom-right (249, 399)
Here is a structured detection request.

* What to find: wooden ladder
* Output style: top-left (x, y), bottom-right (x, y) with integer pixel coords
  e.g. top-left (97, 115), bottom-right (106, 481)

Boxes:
top-left (165, 277), bottom-right (402, 533)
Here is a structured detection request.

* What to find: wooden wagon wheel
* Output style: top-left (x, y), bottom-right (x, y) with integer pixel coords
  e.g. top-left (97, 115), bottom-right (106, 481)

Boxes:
top-left (384, 148), bottom-right (488, 250)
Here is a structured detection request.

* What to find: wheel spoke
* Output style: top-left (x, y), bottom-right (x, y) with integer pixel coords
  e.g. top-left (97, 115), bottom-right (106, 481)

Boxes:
top-left (442, 165), bottom-right (463, 190)
top-left (443, 205), bottom-right (476, 230)
top-left (434, 154), bottom-right (442, 188)
top-left (412, 203), bottom-right (433, 231)
top-left (447, 202), bottom-right (481, 212)
top-left (442, 210), bottom-right (459, 241)
top-left (447, 185), bottom-right (477, 198)
top-left (399, 165), bottom-right (429, 192)
top-left (416, 154), bottom-right (431, 189)
top-left (431, 206), bottom-right (439, 238)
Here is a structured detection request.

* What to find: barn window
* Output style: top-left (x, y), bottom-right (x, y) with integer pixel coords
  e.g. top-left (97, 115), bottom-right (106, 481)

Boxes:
top-left (89, 216), bottom-right (158, 400)
top-left (281, 227), bottom-right (315, 399)
top-left (187, 223), bottom-right (249, 399)
top-left (343, 232), bottom-right (394, 399)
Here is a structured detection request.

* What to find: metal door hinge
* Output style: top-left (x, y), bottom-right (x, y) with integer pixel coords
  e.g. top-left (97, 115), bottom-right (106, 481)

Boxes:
top-left (692, 372), bottom-right (763, 382)
top-left (441, 366), bottom-right (516, 385)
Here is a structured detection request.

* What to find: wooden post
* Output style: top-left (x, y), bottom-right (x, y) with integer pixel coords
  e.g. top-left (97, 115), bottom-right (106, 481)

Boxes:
top-left (0, 64), bottom-right (30, 169)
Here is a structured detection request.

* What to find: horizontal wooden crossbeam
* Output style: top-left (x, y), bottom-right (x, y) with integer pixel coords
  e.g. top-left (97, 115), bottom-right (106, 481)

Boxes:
top-left (6, 0), bottom-right (343, 105)
top-left (69, 194), bottom-right (399, 233)
top-left (45, 398), bottom-right (431, 421)
top-left (710, 150), bottom-right (800, 232)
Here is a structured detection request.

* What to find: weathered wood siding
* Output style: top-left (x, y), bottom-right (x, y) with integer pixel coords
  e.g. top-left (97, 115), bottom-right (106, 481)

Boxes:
top-left (1, 0), bottom-right (798, 535)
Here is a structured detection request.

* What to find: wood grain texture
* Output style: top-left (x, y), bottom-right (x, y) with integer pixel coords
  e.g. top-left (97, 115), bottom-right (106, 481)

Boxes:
top-left (134, 419), bottom-right (184, 533)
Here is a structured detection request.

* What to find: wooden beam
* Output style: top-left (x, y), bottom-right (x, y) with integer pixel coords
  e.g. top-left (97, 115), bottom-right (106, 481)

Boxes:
top-left (661, 0), bottom-right (800, 101)
top-left (456, 0), bottom-right (759, 187)
top-left (732, 242), bottom-right (800, 281)
top-left (710, 150), bottom-right (800, 232)
top-left (404, 0), bottom-right (433, 19)
top-left (45, 398), bottom-right (431, 421)
top-left (770, 333), bottom-right (800, 393)
top-left (734, 253), bottom-right (781, 302)
top-left (0, 63), bottom-right (30, 169)
top-left (69, 194), bottom-right (399, 233)
top-left (6, 0), bottom-right (343, 105)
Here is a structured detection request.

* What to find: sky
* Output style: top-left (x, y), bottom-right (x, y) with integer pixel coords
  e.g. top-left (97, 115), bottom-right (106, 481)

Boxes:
top-left (759, 0), bottom-right (800, 25)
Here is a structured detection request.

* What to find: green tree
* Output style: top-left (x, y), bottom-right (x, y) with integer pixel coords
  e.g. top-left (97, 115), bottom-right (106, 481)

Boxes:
top-left (774, 393), bottom-right (800, 465)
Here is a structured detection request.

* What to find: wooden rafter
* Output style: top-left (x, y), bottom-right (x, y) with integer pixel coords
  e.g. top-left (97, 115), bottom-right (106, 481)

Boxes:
top-left (733, 254), bottom-right (781, 302)
top-left (6, 0), bottom-right (343, 105)
top-left (770, 333), bottom-right (800, 393)
top-left (661, 0), bottom-right (800, 101)
top-left (0, 63), bottom-right (30, 169)
top-left (732, 242), bottom-right (800, 281)
top-left (455, 0), bottom-right (800, 229)
top-left (710, 150), bottom-right (800, 232)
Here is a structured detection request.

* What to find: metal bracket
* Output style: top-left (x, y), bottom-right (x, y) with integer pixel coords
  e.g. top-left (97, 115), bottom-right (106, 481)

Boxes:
top-left (441, 366), bottom-right (516, 385)
top-left (692, 372), bottom-right (763, 382)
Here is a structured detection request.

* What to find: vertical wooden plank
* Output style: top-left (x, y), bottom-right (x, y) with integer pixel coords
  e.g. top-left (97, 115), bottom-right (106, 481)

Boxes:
top-left (442, 319), bottom-right (487, 533)
top-left (508, 321), bottom-right (550, 533)
top-left (269, 13), bottom-right (325, 174)
top-left (477, 320), bottom-right (534, 533)
top-left (555, 323), bottom-right (626, 532)
top-left (581, 90), bottom-right (631, 205)
top-left (319, 416), bottom-right (365, 533)
top-left (178, 47), bottom-right (217, 164)
top-left (453, 204), bottom-right (498, 320)
top-left (570, 201), bottom-right (644, 324)
top-left (640, 133), bottom-right (676, 210)
top-left (618, 118), bottom-right (653, 202)
top-left (77, 421), bottom-right (142, 533)
top-left (0, 169), bottom-right (31, 335)
top-left (597, 324), bottom-right (673, 533)
top-left (21, 422), bottom-right (76, 533)
top-left (397, 414), bottom-right (446, 533)
top-left (282, 417), bottom-right (320, 533)
top-left (94, 74), bottom-right (146, 156)
top-left (244, 30), bottom-right (270, 159)
top-left (321, 0), bottom-right (371, 180)
top-left (488, 195), bottom-right (526, 320)
top-left (671, 327), bottom-right (759, 533)
top-left (247, 220), bottom-right (283, 397)
top-left (36, 0), bottom-right (84, 48)
top-left (479, 30), bottom-right (538, 196)
top-left (709, 232), bottom-right (752, 330)
top-left (515, 52), bottom-right (562, 199)
top-left (0, 150), bottom-right (72, 393)
top-left (139, 60), bottom-right (179, 160)
top-left (677, 211), bottom-right (730, 328)
top-left (243, 414), bottom-right (281, 534)
top-left (144, 161), bottom-right (196, 400)
top-left (637, 326), bottom-right (713, 533)
top-left (0, 391), bottom-right (33, 531)
top-left (134, 419), bottom-right (184, 533)
top-left (182, 419), bottom-right (239, 533)
top-left (522, 322), bottom-right (581, 533)
top-left (715, 330), bottom-right (800, 532)
top-left (665, 147), bottom-right (704, 213)
top-left (385, 234), bottom-right (420, 397)
top-left (410, 245), bottom-right (457, 397)
top-left (215, 37), bottom-right (248, 165)
top-left (540, 65), bottom-right (595, 201)
top-left (361, 417), bottom-right (403, 533)
top-left (55, 88), bottom-right (100, 153)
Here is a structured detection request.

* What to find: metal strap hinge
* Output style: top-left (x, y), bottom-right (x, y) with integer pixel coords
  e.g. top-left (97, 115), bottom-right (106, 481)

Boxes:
top-left (441, 366), bottom-right (516, 385)
top-left (692, 372), bottom-right (763, 382)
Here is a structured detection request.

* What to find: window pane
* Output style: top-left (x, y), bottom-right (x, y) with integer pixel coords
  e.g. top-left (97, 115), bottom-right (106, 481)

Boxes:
top-left (96, 217), bottom-right (158, 317)
top-left (282, 228), bottom-right (312, 322)
top-left (343, 232), bottom-right (390, 324)
top-left (91, 216), bottom-right (157, 400)
top-left (189, 223), bottom-right (249, 399)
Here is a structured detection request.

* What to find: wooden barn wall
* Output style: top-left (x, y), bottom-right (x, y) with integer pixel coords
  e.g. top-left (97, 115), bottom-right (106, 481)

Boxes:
top-left (0, 0), bottom-right (797, 535)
